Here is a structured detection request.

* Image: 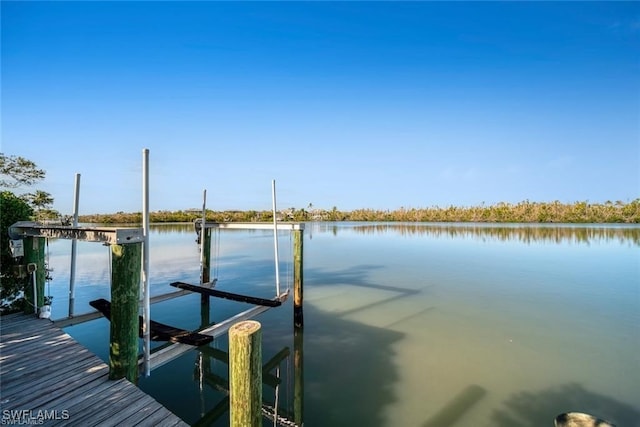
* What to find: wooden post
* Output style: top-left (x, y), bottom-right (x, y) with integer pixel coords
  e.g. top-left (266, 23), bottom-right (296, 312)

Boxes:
top-left (23, 237), bottom-right (45, 314)
top-left (109, 242), bottom-right (141, 383)
top-left (229, 320), bottom-right (262, 427)
top-left (201, 227), bottom-right (212, 304)
top-left (200, 294), bottom-right (210, 328)
top-left (293, 326), bottom-right (304, 426)
top-left (293, 229), bottom-right (304, 327)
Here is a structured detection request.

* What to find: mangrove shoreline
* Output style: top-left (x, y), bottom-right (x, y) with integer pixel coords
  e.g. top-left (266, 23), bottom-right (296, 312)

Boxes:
top-left (78, 199), bottom-right (640, 224)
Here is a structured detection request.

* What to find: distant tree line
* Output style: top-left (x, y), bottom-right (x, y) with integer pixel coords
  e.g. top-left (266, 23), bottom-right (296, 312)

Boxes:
top-left (78, 199), bottom-right (640, 224)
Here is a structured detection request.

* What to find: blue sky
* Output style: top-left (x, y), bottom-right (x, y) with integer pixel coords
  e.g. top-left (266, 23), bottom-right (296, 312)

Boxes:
top-left (2, 1), bottom-right (639, 215)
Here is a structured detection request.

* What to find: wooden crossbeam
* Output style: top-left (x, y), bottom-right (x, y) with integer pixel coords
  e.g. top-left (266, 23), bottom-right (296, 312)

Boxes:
top-left (170, 282), bottom-right (282, 307)
top-left (89, 299), bottom-right (213, 346)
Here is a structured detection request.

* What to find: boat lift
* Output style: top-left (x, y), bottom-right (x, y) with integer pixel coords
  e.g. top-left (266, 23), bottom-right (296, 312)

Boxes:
top-left (8, 150), bottom-right (305, 378)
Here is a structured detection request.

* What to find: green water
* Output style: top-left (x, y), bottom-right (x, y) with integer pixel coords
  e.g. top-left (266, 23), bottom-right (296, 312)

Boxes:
top-left (49, 223), bottom-right (639, 426)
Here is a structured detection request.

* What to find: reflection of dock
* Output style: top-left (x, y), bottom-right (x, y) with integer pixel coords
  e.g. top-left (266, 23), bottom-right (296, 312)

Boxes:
top-left (0, 314), bottom-right (188, 426)
top-left (192, 341), bottom-right (301, 426)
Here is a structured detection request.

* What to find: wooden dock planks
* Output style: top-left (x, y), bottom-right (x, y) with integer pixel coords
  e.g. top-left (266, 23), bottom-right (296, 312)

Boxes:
top-left (0, 313), bottom-right (188, 426)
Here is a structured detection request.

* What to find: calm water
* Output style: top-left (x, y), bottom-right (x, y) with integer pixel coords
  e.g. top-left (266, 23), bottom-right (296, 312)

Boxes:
top-left (43, 222), bottom-right (639, 426)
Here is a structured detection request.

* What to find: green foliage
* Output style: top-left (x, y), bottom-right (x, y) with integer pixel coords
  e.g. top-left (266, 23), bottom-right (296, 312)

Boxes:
top-left (78, 200), bottom-right (640, 224)
top-left (343, 200), bottom-right (640, 223)
top-left (20, 190), bottom-right (54, 209)
top-left (20, 190), bottom-right (60, 221)
top-left (0, 154), bottom-right (55, 313)
top-left (0, 154), bottom-right (59, 221)
top-left (0, 191), bottom-right (34, 313)
top-left (0, 154), bottom-right (45, 188)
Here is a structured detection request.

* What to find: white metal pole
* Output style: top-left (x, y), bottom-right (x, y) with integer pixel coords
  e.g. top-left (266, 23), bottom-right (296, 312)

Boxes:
top-left (142, 148), bottom-right (151, 377)
top-left (69, 173), bottom-right (81, 317)
top-left (274, 366), bottom-right (280, 427)
top-left (272, 180), bottom-right (281, 296)
top-left (32, 269), bottom-right (38, 315)
top-left (200, 189), bottom-right (207, 284)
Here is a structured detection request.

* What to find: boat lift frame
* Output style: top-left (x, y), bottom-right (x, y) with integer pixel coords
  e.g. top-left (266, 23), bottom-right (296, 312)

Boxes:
top-left (7, 149), bottom-right (305, 378)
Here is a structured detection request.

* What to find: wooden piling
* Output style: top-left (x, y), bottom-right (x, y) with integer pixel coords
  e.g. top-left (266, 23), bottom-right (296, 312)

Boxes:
top-left (201, 227), bottom-right (212, 283)
top-left (201, 294), bottom-right (211, 327)
top-left (229, 320), bottom-right (262, 427)
top-left (201, 227), bottom-right (212, 304)
top-left (23, 237), bottom-right (45, 314)
top-left (109, 242), bottom-right (141, 382)
top-left (293, 229), bottom-right (304, 327)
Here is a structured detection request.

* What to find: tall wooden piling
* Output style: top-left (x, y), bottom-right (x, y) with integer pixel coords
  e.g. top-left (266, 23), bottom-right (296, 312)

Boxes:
top-left (23, 237), bottom-right (45, 314)
top-left (201, 227), bottom-right (212, 304)
top-left (293, 229), bottom-right (304, 327)
top-left (109, 242), bottom-right (141, 383)
top-left (229, 320), bottom-right (262, 427)
top-left (200, 290), bottom-right (210, 328)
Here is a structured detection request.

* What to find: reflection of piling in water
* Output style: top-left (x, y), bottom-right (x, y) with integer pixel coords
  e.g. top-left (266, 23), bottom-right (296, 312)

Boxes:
top-left (294, 326), bottom-right (304, 427)
top-left (193, 336), bottom-right (300, 426)
top-left (199, 346), bottom-right (286, 389)
top-left (193, 396), bottom-right (230, 427)
top-left (200, 299), bottom-right (210, 329)
top-left (422, 384), bottom-right (487, 427)
top-left (263, 347), bottom-right (290, 373)
top-left (197, 345), bottom-right (290, 395)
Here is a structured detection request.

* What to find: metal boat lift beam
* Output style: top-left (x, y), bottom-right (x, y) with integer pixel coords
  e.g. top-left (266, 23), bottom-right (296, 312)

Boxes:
top-left (8, 221), bottom-right (144, 245)
top-left (194, 221), bottom-right (304, 231)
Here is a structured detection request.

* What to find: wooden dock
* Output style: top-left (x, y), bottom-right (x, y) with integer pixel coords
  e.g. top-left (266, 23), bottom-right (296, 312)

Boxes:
top-left (0, 313), bottom-right (188, 426)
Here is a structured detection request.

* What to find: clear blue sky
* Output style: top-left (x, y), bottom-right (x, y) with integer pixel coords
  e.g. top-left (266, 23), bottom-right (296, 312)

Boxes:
top-left (2, 1), bottom-right (639, 215)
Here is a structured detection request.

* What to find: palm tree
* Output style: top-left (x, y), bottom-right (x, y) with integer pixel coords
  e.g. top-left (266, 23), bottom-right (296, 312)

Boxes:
top-left (21, 190), bottom-right (58, 221)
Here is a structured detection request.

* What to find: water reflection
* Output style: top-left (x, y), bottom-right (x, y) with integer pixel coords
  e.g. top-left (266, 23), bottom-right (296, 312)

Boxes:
top-left (89, 221), bottom-right (640, 246)
top-left (335, 223), bottom-right (640, 246)
top-left (304, 263), bottom-right (425, 319)
top-left (302, 306), bottom-right (404, 426)
top-left (192, 344), bottom-right (294, 426)
top-left (153, 300), bottom-right (405, 427)
top-left (190, 299), bottom-right (303, 427)
top-left (150, 223), bottom-right (196, 234)
top-left (58, 222), bottom-right (638, 426)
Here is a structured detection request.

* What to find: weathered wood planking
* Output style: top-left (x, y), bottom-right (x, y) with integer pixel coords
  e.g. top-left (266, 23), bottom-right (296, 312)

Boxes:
top-left (0, 314), bottom-right (188, 426)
